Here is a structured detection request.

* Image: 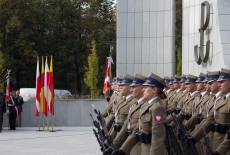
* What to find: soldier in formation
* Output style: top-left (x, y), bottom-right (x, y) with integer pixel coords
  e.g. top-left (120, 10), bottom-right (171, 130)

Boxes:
top-left (92, 68), bottom-right (230, 155)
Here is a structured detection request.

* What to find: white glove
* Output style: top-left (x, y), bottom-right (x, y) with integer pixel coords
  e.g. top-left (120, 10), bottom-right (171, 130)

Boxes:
top-left (7, 110), bottom-right (10, 114)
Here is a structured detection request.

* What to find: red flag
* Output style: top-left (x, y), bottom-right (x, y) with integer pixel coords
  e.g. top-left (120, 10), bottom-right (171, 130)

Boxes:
top-left (6, 73), bottom-right (18, 118)
top-left (5, 74), bottom-right (10, 101)
top-left (48, 56), bottom-right (54, 115)
top-left (44, 56), bottom-right (50, 116)
top-left (40, 57), bottom-right (47, 117)
top-left (103, 57), bottom-right (113, 94)
top-left (35, 57), bottom-right (41, 117)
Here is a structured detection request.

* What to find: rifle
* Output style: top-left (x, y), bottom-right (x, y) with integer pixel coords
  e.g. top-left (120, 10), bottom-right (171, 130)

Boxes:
top-left (201, 126), bottom-right (213, 152)
top-left (91, 104), bottom-right (114, 148)
top-left (92, 128), bottom-right (106, 152)
top-left (170, 112), bottom-right (198, 155)
top-left (164, 124), bottom-right (171, 155)
top-left (89, 114), bottom-right (106, 152)
top-left (179, 122), bottom-right (198, 155)
top-left (165, 123), bottom-right (183, 155)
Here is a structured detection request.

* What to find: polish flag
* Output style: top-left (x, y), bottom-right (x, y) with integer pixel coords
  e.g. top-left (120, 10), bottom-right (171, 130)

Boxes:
top-left (44, 57), bottom-right (50, 116)
top-left (35, 57), bottom-right (41, 116)
top-left (103, 57), bottom-right (113, 94)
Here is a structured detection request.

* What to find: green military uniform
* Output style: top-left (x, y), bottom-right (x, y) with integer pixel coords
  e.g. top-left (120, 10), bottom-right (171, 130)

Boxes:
top-left (113, 98), bottom-right (148, 155)
top-left (113, 73), bottom-right (167, 155)
top-left (191, 69), bottom-right (230, 155)
top-left (120, 97), bottom-right (167, 155)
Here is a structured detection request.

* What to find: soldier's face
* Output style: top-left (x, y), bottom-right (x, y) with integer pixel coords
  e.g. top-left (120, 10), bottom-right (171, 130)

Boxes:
top-left (142, 86), bottom-right (156, 99)
top-left (166, 83), bottom-right (170, 89)
top-left (196, 82), bottom-right (205, 91)
top-left (218, 80), bottom-right (230, 94)
top-left (118, 85), bottom-right (122, 92)
top-left (130, 85), bottom-right (143, 99)
top-left (209, 80), bottom-right (218, 93)
top-left (169, 84), bottom-right (174, 89)
top-left (180, 82), bottom-right (186, 90)
top-left (173, 82), bottom-right (180, 89)
top-left (120, 85), bottom-right (131, 96)
top-left (204, 83), bottom-right (211, 91)
top-left (185, 82), bottom-right (196, 92)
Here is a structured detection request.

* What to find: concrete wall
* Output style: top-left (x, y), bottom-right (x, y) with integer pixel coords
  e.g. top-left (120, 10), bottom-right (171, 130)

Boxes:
top-left (3, 100), bottom-right (107, 127)
top-left (116, 0), bottom-right (176, 77)
top-left (182, 0), bottom-right (230, 75)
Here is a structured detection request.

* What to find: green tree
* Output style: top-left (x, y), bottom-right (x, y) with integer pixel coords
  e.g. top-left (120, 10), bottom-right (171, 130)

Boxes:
top-left (84, 40), bottom-right (99, 98)
top-left (176, 48), bottom-right (182, 75)
top-left (176, 0), bottom-right (182, 75)
top-left (0, 0), bottom-right (116, 96)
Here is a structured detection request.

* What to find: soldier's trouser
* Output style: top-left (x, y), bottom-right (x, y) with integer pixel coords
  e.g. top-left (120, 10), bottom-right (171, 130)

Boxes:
top-left (195, 141), bottom-right (210, 155)
top-left (9, 112), bottom-right (16, 129)
top-left (15, 112), bottom-right (21, 127)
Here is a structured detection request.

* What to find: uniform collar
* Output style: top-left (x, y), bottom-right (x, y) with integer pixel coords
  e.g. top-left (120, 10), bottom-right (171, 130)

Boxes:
top-left (201, 91), bottom-right (208, 97)
top-left (167, 89), bottom-right (171, 94)
top-left (226, 92), bottom-right (230, 99)
top-left (215, 91), bottom-right (222, 98)
top-left (148, 97), bottom-right (158, 104)
top-left (126, 94), bottom-right (133, 100)
top-left (190, 90), bottom-right (199, 96)
top-left (176, 89), bottom-right (181, 93)
top-left (137, 97), bottom-right (145, 104)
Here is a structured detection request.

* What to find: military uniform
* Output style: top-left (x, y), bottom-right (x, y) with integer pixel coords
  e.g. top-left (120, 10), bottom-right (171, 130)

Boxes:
top-left (215, 133), bottom-right (230, 155)
top-left (7, 96), bottom-right (18, 130)
top-left (119, 99), bottom-right (168, 155)
top-left (113, 98), bottom-right (148, 154)
top-left (106, 95), bottom-right (125, 132)
top-left (191, 68), bottom-right (230, 155)
top-left (108, 95), bottom-right (137, 143)
top-left (112, 73), bottom-right (168, 155)
top-left (112, 74), bottom-right (147, 155)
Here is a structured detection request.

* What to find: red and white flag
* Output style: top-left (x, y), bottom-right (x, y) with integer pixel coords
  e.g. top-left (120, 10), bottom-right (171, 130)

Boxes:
top-left (5, 74), bottom-right (10, 101)
top-left (6, 73), bottom-right (18, 118)
top-left (103, 57), bottom-right (113, 94)
top-left (35, 57), bottom-right (41, 116)
top-left (48, 56), bottom-right (54, 115)
top-left (44, 57), bottom-right (50, 115)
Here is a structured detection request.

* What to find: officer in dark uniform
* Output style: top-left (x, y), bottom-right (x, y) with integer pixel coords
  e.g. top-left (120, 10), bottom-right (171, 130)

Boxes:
top-left (15, 90), bottom-right (24, 127)
top-left (8, 91), bottom-right (18, 130)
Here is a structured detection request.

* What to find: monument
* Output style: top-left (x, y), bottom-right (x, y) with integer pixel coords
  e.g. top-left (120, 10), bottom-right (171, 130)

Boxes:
top-left (116, 0), bottom-right (176, 77)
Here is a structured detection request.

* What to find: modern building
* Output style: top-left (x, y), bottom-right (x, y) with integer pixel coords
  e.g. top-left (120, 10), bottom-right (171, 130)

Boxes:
top-left (116, 0), bottom-right (230, 77)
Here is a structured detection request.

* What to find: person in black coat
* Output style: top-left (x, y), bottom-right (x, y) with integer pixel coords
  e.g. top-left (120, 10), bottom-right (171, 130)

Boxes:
top-left (15, 90), bottom-right (24, 127)
top-left (7, 91), bottom-right (18, 130)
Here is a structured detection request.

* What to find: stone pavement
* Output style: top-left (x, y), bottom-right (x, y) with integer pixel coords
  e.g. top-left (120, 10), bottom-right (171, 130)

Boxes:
top-left (0, 126), bottom-right (102, 155)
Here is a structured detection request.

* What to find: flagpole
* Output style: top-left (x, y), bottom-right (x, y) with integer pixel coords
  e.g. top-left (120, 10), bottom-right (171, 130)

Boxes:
top-left (47, 113), bottom-right (49, 131)
top-left (6, 69), bottom-right (11, 130)
top-left (42, 113), bottom-right (44, 130)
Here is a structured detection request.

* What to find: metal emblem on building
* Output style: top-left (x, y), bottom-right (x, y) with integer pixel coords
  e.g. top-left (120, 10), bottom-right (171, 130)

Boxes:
top-left (194, 1), bottom-right (210, 65)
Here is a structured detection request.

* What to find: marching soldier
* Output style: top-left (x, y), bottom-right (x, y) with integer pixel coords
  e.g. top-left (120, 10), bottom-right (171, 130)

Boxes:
top-left (103, 77), bottom-right (126, 131)
top-left (163, 77), bottom-right (173, 110)
top-left (174, 75), bottom-right (189, 111)
top-left (166, 75), bottom-right (182, 123)
top-left (105, 74), bottom-right (136, 147)
top-left (112, 74), bottom-right (147, 155)
top-left (176, 74), bottom-right (200, 127)
top-left (189, 68), bottom-right (230, 155)
top-left (111, 73), bottom-right (167, 155)
top-left (184, 72), bottom-right (212, 155)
